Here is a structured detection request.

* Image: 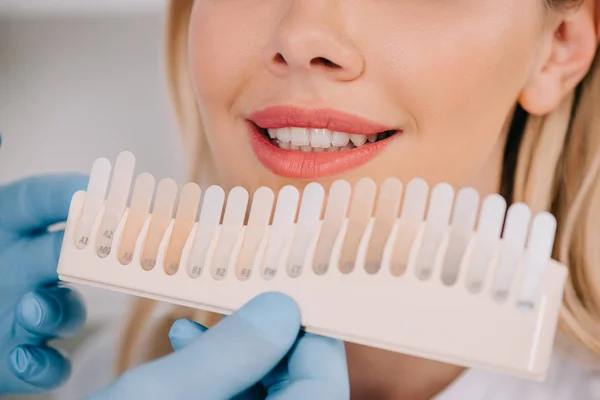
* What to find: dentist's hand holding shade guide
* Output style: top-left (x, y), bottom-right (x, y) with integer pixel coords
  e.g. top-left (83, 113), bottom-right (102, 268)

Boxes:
top-left (57, 151), bottom-right (567, 382)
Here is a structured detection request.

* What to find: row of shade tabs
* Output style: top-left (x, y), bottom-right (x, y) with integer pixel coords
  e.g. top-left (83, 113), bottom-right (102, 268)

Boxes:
top-left (71, 151), bottom-right (557, 308)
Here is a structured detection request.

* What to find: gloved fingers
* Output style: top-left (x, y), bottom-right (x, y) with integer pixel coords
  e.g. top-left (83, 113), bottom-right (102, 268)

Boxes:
top-left (264, 333), bottom-right (349, 400)
top-left (231, 384), bottom-right (268, 400)
top-left (15, 285), bottom-right (86, 339)
top-left (95, 292), bottom-right (301, 400)
top-left (165, 292), bottom-right (300, 398)
top-left (8, 344), bottom-right (71, 392)
top-left (169, 320), bottom-right (266, 400)
top-left (0, 174), bottom-right (88, 235)
top-left (168, 318), bottom-right (208, 350)
top-left (5, 230), bottom-right (66, 285)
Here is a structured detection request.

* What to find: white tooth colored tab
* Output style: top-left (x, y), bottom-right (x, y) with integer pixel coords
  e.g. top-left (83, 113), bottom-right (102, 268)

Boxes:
top-left (301, 146), bottom-right (312, 152)
top-left (441, 187), bottom-right (480, 285)
top-left (389, 178), bottom-right (429, 276)
top-left (287, 183), bottom-right (325, 277)
top-left (290, 127), bottom-right (310, 146)
top-left (332, 131), bottom-right (350, 147)
top-left (518, 212), bottom-right (556, 308)
top-left (364, 177), bottom-right (403, 274)
top-left (465, 194), bottom-right (507, 292)
top-left (261, 185), bottom-right (299, 279)
top-left (95, 151), bottom-right (135, 258)
top-left (163, 182), bottom-right (202, 275)
top-left (118, 172), bottom-right (155, 265)
top-left (350, 134), bottom-right (367, 146)
top-left (75, 157), bottom-right (111, 249)
top-left (187, 186), bottom-right (225, 278)
top-left (492, 203), bottom-right (531, 302)
top-left (140, 178), bottom-right (178, 271)
top-left (312, 179), bottom-right (352, 274)
top-left (367, 134), bottom-right (377, 143)
top-left (267, 129), bottom-right (277, 139)
top-left (276, 128), bottom-right (291, 143)
top-left (211, 187), bottom-right (249, 280)
top-left (414, 183), bottom-right (454, 280)
top-left (236, 187), bottom-right (274, 280)
top-left (279, 142), bottom-right (290, 150)
top-left (338, 178), bottom-right (377, 274)
top-left (310, 129), bottom-right (332, 148)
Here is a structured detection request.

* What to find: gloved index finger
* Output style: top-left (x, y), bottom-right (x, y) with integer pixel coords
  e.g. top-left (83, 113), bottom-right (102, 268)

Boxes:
top-left (0, 174), bottom-right (88, 234)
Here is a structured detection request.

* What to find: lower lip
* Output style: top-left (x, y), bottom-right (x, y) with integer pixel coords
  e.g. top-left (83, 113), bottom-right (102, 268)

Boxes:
top-left (247, 123), bottom-right (397, 179)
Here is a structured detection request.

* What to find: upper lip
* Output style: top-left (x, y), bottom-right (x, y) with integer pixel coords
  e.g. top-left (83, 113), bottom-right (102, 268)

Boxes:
top-left (248, 106), bottom-right (399, 136)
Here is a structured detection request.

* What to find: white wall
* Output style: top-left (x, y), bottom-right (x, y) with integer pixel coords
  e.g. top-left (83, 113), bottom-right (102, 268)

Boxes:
top-left (0, 11), bottom-right (185, 323)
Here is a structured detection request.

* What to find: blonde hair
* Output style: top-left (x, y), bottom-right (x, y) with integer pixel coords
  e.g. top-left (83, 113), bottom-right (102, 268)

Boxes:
top-left (115, 0), bottom-right (600, 374)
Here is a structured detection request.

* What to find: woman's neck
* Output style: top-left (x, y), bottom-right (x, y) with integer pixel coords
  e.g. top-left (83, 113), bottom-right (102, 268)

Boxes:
top-left (346, 343), bottom-right (465, 399)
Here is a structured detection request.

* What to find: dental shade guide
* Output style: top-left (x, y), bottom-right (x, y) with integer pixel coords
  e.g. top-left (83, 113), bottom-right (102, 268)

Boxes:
top-left (57, 151), bottom-right (568, 382)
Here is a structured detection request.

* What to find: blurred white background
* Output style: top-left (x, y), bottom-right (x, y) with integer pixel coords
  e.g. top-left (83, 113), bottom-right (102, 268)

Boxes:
top-left (0, 1), bottom-right (186, 326)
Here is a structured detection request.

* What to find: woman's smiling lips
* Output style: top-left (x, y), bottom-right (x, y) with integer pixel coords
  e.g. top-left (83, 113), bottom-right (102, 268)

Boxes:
top-left (247, 106), bottom-right (402, 179)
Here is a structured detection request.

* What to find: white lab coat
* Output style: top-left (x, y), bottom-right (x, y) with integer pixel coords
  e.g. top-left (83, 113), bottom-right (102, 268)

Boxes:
top-left (55, 318), bottom-right (600, 399)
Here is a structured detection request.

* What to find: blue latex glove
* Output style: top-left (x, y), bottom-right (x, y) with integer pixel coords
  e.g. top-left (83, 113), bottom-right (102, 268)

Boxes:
top-left (89, 292), bottom-right (350, 400)
top-left (0, 175), bottom-right (88, 395)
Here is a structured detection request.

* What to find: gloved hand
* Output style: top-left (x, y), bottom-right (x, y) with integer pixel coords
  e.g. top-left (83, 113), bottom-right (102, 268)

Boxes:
top-left (88, 292), bottom-right (350, 400)
top-left (0, 175), bottom-right (88, 395)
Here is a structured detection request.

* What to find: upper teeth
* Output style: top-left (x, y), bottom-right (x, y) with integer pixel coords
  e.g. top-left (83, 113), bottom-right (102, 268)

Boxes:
top-left (267, 128), bottom-right (376, 148)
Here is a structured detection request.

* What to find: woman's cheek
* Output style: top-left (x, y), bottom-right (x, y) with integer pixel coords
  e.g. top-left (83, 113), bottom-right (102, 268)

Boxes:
top-left (189, 5), bottom-right (264, 107)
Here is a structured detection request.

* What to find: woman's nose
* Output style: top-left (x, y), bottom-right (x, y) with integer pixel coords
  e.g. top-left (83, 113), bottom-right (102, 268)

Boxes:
top-left (263, 3), bottom-right (365, 82)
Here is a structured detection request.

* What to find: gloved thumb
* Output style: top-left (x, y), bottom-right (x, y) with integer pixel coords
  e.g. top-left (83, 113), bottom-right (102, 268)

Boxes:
top-left (168, 319), bottom-right (208, 351)
top-left (88, 292), bottom-right (301, 400)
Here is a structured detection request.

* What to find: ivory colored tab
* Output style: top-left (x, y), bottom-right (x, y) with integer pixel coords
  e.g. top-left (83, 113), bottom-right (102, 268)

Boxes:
top-left (140, 179), bottom-right (177, 271)
top-left (518, 212), bottom-right (556, 308)
top-left (261, 185), bottom-right (299, 280)
top-left (441, 187), bottom-right (479, 285)
top-left (364, 178), bottom-right (403, 274)
top-left (164, 183), bottom-right (202, 276)
top-left (338, 178), bottom-right (377, 274)
top-left (287, 182), bottom-right (325, 277)
top-left (118, 173), bottom-right (155, 265)
top-left (75, 157), bottom-right (111, 249)
top-left (414, 183), bottom-right (454, 280)
top-left (187, 185), bottom-right (225, 278)
top-left (312, 180), bottom-right (351, 275)
top-left (96, 151), bottom-right (136, 258)
top-left (236, 187), bottom-right (274, 280)
top-left (389, 178), bottom-right (429, 276)
top-left (465, 194), bottom-right (507, 293)
top-left (492, 203), bottom-right (531, 302)
top-left (211, 187), bottom-right (249, 280)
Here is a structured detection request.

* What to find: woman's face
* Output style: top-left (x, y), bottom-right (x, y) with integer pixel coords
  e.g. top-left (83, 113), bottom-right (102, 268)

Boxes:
top-left (188, 0), bottom-right (555, 194)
